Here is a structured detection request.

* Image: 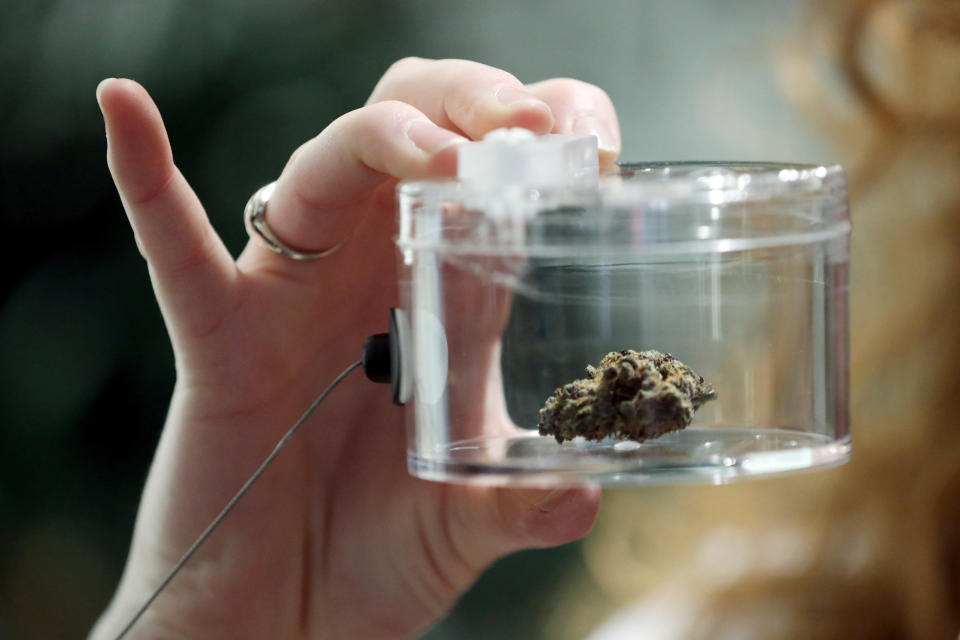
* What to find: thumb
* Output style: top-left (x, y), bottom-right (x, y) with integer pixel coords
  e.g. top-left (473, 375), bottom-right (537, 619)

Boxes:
top-left (450, 484), bottom-right (602, 568)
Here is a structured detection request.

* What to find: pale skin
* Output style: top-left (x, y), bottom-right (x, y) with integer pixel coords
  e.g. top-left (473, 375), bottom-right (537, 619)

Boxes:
top-left (90, 58), bottom-right (621, 640)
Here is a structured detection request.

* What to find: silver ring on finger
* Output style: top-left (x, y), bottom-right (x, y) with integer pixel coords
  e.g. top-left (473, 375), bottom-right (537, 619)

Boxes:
top-left (243, 181), bottom-right (343, 261)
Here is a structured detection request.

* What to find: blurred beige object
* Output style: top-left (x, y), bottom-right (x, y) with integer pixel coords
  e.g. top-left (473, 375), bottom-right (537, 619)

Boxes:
top-left (566, 0), bottom-right (960, 637)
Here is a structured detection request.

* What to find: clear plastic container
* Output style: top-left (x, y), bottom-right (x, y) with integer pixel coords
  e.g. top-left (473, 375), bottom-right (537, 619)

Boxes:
top-left (396, 162), bottom-right (850, 486)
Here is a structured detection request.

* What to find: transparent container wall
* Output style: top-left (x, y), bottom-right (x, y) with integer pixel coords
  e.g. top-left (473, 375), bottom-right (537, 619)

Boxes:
top-left (397, 163), bottom-right (850, 486)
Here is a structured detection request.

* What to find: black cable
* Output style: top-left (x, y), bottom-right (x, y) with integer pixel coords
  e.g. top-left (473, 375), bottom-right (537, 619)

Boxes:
top-left (113, 359), bottom-right (364, 640)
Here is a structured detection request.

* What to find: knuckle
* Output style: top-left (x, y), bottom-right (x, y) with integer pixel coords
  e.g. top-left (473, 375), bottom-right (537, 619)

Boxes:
top-left (166, 226), bottom-right (219, 279)
top-left (126, 167), bottom-right (176, 207)
top-left (428, 57), bottom-right (523, 90)
top-left (540, 77), bottom-right (613, 106)
top-left (372, 57), bottom-right (429, 99)
top-left (336, 101), bottom-right (420, 140)
top-left (385, 56), bottom-right (426, 77)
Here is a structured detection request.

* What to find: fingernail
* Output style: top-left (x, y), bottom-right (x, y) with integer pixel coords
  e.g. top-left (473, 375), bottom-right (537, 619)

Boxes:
top-left (96, 78), bottom-right (116, 110)
top-left (406, 120), bottom-right (465, 154)
top-left (533, 488), bottom-right (576, 512)
top-left (572, 113), bottom-right (619, 153)
top-left (496, 86), bottom-right (550, 110)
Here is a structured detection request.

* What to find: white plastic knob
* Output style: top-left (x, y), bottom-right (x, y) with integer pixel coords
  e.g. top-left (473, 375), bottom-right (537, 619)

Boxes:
top-left (457, 128), bottom-right (599, 189)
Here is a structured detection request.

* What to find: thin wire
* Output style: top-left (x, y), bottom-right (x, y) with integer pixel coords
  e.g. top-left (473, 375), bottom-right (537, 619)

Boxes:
top-left (113, 359), bottom-right (364, 640)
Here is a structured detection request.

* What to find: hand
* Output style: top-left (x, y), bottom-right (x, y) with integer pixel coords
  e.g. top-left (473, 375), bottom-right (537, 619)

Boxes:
top-left (91, 58), bottom-right (620, 640)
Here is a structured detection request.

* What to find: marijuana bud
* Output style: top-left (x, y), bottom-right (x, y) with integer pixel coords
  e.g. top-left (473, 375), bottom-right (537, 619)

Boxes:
top-left (538, 349), bottom-right (717, 444)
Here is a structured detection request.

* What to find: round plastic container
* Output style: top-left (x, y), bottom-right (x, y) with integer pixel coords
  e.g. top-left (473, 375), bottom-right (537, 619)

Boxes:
top-left (396, 162), bottom-right (850, 486)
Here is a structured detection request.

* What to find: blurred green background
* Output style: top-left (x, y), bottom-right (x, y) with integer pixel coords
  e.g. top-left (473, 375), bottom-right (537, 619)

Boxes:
top-left (0, 1), bottom-right (826, 637)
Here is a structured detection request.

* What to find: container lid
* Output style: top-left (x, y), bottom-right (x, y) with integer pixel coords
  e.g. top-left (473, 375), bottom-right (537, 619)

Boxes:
top-left (397, 161), bottom-right (850, 258)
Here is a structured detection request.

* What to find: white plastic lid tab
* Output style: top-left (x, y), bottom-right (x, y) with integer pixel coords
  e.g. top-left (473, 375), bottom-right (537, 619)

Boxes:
top-left (457, 128), bottom-right (599, 190)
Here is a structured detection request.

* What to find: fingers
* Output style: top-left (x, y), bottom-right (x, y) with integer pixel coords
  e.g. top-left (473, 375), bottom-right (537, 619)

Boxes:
top-left (368, 57), bottom-right (555, 139)
top-left (97, 78), bottom-right (237, 344)
top-left (241, 100), bottom-right (468, 262)
top-left (371, 59), bottom-right (619, 162)
top-left (240, 60), bottom-right (621, 271)
top-left (248, 58), bottom-right (557, 262)
top-left (526, 77), bottom-right (622, 165)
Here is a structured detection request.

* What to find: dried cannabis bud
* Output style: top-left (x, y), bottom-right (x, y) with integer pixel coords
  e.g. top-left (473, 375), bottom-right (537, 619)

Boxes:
top-left (538, 349), bottom-right (717, 444)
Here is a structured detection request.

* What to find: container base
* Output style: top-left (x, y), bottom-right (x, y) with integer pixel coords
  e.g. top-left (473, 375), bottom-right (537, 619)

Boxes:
top-left (408, 427), bottom-right (850, 487)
